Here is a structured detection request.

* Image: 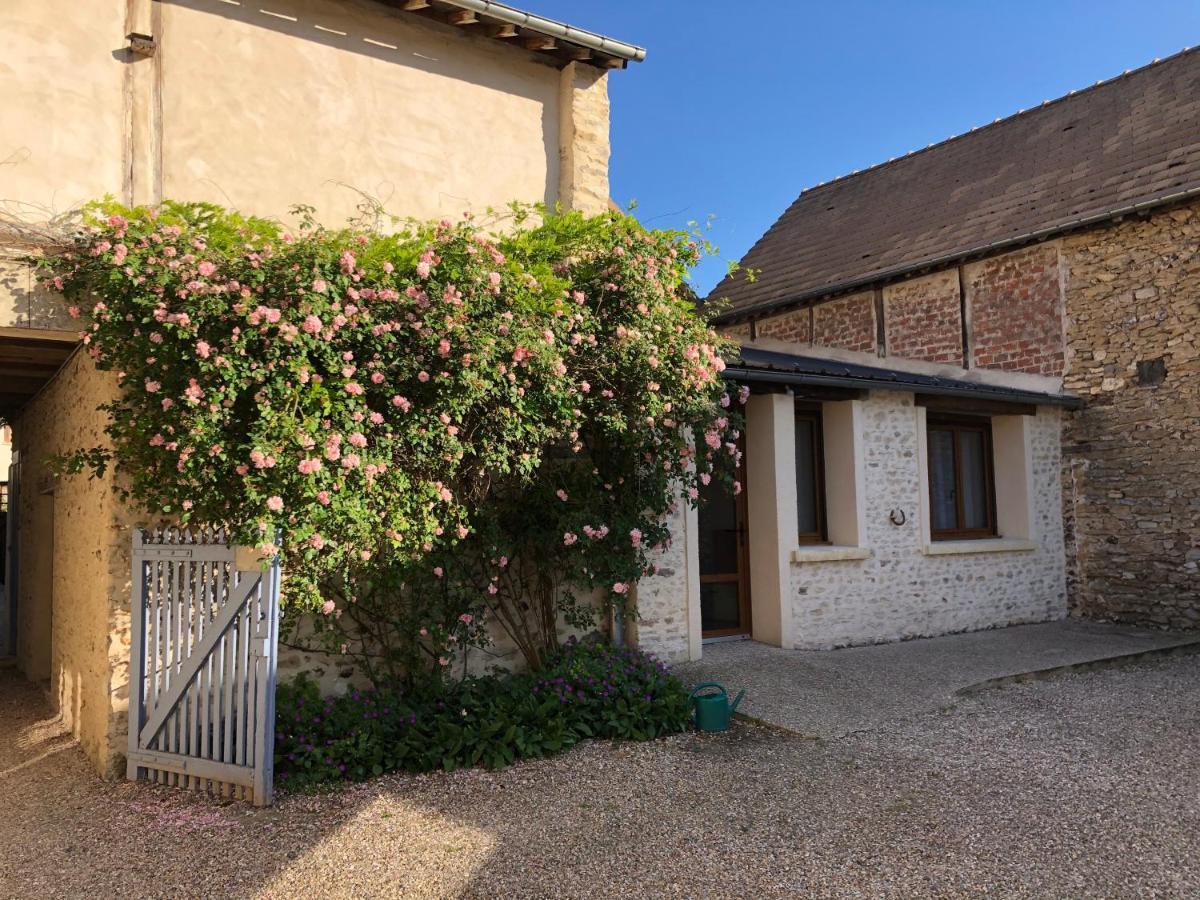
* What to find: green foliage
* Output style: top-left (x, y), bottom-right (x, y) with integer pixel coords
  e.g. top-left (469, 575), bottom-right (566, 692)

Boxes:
top-left (274, 638), bottom-right (689, 787)
top-left (40, 199), bottom-right (745, 677)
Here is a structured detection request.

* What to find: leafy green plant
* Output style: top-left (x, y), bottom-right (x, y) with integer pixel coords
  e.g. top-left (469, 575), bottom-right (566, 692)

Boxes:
top-left (40, 200), bottom-right (744, 677)
top-left (274, 637), bottom-right (689, 787)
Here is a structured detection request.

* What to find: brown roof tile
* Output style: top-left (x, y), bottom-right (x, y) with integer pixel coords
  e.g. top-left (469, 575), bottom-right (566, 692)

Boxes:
top-left (708, 47), bottom-right (1200, 322)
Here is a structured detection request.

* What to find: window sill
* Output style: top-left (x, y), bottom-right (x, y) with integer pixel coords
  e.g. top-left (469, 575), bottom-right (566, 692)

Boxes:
top-left (922, 538), bottom-right (1037, 556)
top-left (791, 546), bottom-right (873, 563)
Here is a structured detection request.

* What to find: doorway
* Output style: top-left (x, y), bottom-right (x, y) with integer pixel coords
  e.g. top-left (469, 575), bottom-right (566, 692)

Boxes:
top-left (698, 441), bottom-right (751, 640)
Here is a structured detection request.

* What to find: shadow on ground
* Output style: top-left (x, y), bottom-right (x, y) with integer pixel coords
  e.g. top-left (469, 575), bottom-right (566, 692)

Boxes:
top-left (3, 651), bottom-right (1200, 898)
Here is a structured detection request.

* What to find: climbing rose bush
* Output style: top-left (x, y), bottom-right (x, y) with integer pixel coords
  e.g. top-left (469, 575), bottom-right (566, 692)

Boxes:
top-left (41, 200), bottom-right (744, 675)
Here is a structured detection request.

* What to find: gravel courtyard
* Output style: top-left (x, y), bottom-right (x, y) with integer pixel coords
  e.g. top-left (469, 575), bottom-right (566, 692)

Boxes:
top-left (3, 655), bottom-right (1199, 899)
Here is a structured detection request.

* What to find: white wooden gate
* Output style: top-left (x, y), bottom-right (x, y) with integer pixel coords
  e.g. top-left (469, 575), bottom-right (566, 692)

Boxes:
top-left (127, 528), bottom-right (280, 805)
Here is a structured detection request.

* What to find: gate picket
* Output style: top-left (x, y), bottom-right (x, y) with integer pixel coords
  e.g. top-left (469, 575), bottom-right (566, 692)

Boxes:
top-left (126, 529), bottom-right (280, 805)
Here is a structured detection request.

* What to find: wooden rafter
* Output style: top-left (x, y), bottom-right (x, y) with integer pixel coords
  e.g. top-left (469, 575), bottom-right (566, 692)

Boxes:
top-left (487, 23), bottom-right (518, 39)
top-left (521, 34), bottom-right (557, 51)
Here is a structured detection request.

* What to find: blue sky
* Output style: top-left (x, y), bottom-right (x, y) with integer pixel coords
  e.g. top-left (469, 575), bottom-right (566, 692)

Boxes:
top-left (535, 1), bottom-right (1200, 294)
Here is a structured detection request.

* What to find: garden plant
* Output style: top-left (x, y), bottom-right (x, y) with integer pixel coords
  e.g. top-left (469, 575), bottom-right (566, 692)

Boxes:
top-left (40, 199), bottom-right (744, 780)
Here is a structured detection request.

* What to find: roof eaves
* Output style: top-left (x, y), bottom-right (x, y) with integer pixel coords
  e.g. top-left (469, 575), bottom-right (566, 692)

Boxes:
top-left (709, 182), bottom-right (1200, 325)
top-left (722, 352), bottom-right (1083, 409)
top-left (432, 0), bottom-right (645, 65)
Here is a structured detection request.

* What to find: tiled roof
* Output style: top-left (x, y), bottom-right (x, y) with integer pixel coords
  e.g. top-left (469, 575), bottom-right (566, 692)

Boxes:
top-left (709, 47), bottom-right (1200, 322)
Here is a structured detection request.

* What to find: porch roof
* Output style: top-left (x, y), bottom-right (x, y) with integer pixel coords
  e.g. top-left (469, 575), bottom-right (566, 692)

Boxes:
top-left (724, 345), bottom-right (1083, 410)
top-left (0, 327), bottom-right (78, 420)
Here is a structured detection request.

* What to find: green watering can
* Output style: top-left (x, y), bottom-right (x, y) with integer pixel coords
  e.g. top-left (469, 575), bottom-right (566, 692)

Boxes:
top-left (689, 682), bottom-right (745, 733)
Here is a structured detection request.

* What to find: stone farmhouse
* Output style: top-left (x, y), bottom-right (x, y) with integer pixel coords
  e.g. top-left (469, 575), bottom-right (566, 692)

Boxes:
top-left (633, 47), bottom-right (1200, 661)
top-left (4, 0), bottom-right (1198, 782)
top-left (0, 0), bottom-right (636, 776)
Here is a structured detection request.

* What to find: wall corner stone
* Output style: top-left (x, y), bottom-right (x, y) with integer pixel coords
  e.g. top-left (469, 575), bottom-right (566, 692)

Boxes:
top-left (557, 62), bottom-right (610, 215)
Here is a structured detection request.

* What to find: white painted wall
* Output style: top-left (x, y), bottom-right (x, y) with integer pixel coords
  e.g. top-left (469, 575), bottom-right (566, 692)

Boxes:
top-left (788, 392), bottom-right (1067, 649)
top-left (634, 389), bottom-right (1068, 660)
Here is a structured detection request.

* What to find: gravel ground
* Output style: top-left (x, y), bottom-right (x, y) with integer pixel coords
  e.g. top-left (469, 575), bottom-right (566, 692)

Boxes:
top-left (675, 621), bottom-right (1200, 738)
top-left (3, 656), bottom-right (1199, 899)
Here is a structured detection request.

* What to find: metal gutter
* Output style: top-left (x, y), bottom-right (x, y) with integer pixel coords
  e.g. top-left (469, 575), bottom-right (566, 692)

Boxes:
top-left (436, 0), bottom-right (646, 62)
top-left (722, 365), bottom-right (1083, 409)
top-left (712, 184), bottom-right (1200, 325)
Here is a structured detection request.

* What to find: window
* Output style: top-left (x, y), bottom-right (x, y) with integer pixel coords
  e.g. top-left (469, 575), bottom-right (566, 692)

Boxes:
top-left (794, 404), bottom-right (828, 543)
top-left (926, 416), bottom-right (997, 540)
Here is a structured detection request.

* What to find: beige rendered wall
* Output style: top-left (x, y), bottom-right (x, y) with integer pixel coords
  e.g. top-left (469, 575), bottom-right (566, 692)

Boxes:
top-left (0, 0), bottom-right (127, 331)
top-left (157, 0), bottom-right (563, 221)
top-left (2, 0), bottom-right (614, 774)
top-left (1, 0), bottom-right (611, 331)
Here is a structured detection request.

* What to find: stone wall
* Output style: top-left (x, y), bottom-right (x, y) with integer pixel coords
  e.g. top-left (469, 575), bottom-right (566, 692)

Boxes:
top-left (883, 271), bottom-right (962, 364)
top-left (965, 242), bottom-right (1065, 376)
top-left (789, 393), bottom-right (1067, 648)
top-left (13, 352), bottom-right (141, 777)
top-left (1060, 202), bottom-right (1200, 628)
top-left (631, 498), bottom-right (698, 662)
top-left (557, 61), bottom-right (611, 216)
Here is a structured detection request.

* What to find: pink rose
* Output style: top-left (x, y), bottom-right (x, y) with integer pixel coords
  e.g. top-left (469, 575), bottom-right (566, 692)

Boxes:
top-left (266, 496), bottom-right (283, 512)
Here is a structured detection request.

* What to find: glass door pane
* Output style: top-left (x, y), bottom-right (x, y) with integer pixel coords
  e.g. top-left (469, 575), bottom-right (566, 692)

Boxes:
top-left (698, 444), bottom-right (749, 637)
top-left (698, 476), bottom-right (738, 576)
top-left (700, 582), bottom-right (741, 633)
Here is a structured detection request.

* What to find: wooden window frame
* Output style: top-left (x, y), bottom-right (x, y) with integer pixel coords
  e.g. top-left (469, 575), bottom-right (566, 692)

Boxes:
top-left (926, 414), bottom-right (998, 541)
top-left (795, 402), bottom-right (829, 545)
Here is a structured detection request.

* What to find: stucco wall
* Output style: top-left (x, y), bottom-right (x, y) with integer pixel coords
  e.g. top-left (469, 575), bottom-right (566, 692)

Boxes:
top-left (157, 0), bottom-right (565, 222)
top-left (0, 0), bottom-right (127, 331)
top-left (13, 352), bottom-right (140, 777)
top-left (1, 0), bottom-right (612, 333)
top-left (787, 393), bottom-right (1067, 649)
